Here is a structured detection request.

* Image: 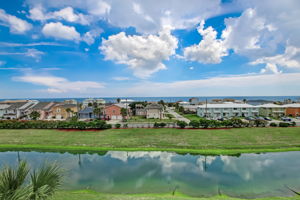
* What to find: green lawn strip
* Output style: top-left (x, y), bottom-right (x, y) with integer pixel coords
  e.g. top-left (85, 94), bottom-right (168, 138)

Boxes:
top-left (127, 116), bottom-right (176, 123)
top-left (53, 190), bottom-right (300, 200)
top-left (0, 127), bottom-right (300, 155)
top-left (182, 114), bottom-right (203, 121)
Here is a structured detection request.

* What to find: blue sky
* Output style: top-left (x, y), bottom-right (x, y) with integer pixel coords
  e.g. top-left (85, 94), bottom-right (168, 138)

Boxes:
top-left (0, 0), bottom-right (300, 98)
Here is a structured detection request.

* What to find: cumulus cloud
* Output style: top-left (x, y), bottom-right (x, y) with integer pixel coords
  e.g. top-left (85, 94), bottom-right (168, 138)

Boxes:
top-left (29, 6), bottom-right (90, 25)
top-left (112, 76), bottom-right (130, 81)
top-left (42, 22), bottom-right (81, 41)
top-left (25, 0), bottom-right (231, 34)
top-left (100, 27), bottom-right (178, 78)
top-left (183, 20), bottom-right (228, 64)
top-left (0, 9), bottom-right (32, 34)
top-left (13, 74), bottom-right (104, 93)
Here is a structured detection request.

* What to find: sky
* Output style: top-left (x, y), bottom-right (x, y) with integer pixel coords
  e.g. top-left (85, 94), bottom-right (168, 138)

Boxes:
top-left (0, 0), bottom-right (300, 98)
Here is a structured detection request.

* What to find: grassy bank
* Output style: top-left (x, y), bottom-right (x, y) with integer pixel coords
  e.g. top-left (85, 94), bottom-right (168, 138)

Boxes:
top-left (0, 127), bottom-right (300, 154)
top-left (53, 190), bottom-right (299, 200)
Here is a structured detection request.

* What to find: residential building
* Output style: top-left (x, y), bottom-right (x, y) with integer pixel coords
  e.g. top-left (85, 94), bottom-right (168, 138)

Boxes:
top-left (82, 98), bottom-right (105, 108)
top-left (145, 104), bottom-right (164, 119)
top-left (182, 105), bottom-right (198, 113)
top-left (283, 104), bottom-right (300, 117)
top-left (104, 104), bottom-right (123, 120)
top-left (29, 102), bottom-right (57, 120)
top-left (0, 100), bottom-right (38, 119)
top-left (64, 99), bottom-right (77, 104)
top-left (135, 104), bottom-right (146, 116)
top-left (50, 104), bottom-right (78, 120)
top-left (197, 103), bottom-right (259, 118)
top-left (258, 104), bottom-right (285, 118)
top-left (0, 104), bottom-right (10, 119)
top-left (78, 107), bottom-right (97, 120)
top-left (189, 97), bottom-right (199, 105)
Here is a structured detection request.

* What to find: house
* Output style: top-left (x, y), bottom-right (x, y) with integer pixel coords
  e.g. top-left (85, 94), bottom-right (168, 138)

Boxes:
top-left (29, 102), bottom-right (57, 120)
top-left (50, 104), bottom-right (78, 120)
top-left (258, 104), bottom-right (285, 118)
top-left (64, 99), bottom-right (77, 104)
top-left (145, 104), bottom-right (164, 119)
top-left (135, 104), bottom-right (146, 116)
top-left (78, 107), bottom-right (97, 120)
top-left (0, 104), bottom-right (10, 119)
top-left (197, 103), bottom-right (259, 118)
top-left (104, 104), bottom-right (124, 120)
top-left (182, 105), bottom-right (198, 113)
top-left (283, 104), bottom-right (300, 117)
top-left (189, 97), bottom-right (199, 105)
top-left (82, 98), bottom-right (105, 108)
top-left (0, 100), bottom-right (38, 119)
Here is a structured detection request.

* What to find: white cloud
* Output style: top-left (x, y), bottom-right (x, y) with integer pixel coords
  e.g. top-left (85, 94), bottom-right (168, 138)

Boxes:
top-left (100, 27), bottom-right (178, 78)
top-left (183, 20), bottom-right (228, 64)
top-left (0, 9), bottom-right (32, 34)
top-left (25, 0), bottom-right (232, 34)
top-left (42, 22), bottom-right (81, 41)
top-left (82, 28), bottom-right (102, 45)
top-left (251, 46), bottom-right (300, 69)
top-left (29, 6), bottom-right (90, 25)
top-left (0, 42), bottom-right (66, 47)
top-left (112, 76), bottom-right (130, 81)
top-left (122, 73), bottom-right (300, 96)
top-left (260, 63), bottom-right (282, 74)
top-left (13, 74), bottom-right (104, 93)
top-left (0, 48), bottom-right (44, 62)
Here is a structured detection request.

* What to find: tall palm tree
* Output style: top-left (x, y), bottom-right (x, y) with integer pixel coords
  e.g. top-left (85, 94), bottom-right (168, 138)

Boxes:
top-left (0, 161), bottom-right (62, 200)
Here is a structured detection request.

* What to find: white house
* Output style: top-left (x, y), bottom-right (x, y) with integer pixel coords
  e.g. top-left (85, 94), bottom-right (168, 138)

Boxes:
top-left (145, 104), bottom-right (164, 119)
top-left (197, 103), bottom-right (259, 118)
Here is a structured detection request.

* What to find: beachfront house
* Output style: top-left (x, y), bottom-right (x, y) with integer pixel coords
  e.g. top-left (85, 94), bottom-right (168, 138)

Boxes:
top-left (0, 100), bottom-right (38, 119)
top-left (78, 107), bottom-right (97, 120)
top-left (145, 103), bottom-right (164, 119)
top-left (104, 104), bottom-right (124, 120)
top-left (282, 104), bottom-right (300, 117)
top-left (28, 102), bottom-right (57, 120)
top-left (197, 103), bottom-right (259, 118)
top-left (50, 104), bottom-right (78, 120)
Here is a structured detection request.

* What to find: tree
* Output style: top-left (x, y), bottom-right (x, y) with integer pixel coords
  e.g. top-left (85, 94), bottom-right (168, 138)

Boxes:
top-left (121, 108), bottom-right (127, 119)
top-left (0, 161), bottom-right (62, 200)
top-left (65, 108), bottom-right (73, 119)
top-left (116, 98), bottom-right (121, 103)
top-left (93, 108), bottom-right (103, 119)
top-left (29, 111), bottom-right (40, 120)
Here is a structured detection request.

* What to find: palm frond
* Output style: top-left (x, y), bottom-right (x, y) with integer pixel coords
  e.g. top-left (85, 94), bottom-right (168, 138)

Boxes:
top-left (30, 163), bottom-right (62, 200)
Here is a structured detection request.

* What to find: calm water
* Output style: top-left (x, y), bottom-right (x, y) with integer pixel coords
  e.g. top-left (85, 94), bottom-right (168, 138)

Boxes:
top-left (1, 96), bottom-right (300, 103)
top-left (1, 151), bottom-right (300, 198)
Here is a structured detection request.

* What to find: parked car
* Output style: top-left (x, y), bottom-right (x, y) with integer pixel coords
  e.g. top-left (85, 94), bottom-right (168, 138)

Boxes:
top-left (256, 116), bottom-right (265, 120)
top-left (245, 116), bottom-right (255, 121)
top-left (281, 117), bottom-right (292, 122)
top-left (264, 117), bottom-right (272, 121)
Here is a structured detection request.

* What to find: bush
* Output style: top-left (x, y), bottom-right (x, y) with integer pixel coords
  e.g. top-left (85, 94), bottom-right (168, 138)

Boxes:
top-left (115, 123), bottom-right (121, 128)
top-left (199, 118), bottom-right (210, 128)
top-left (270, 122), bottom-right (277, 127)
top-left (153, 122), bottom-right (160, 128)
top-left (123, 123), bottom-right (128, 128)
top-left (177, 121), bottom-right (187, 128)
top-left (0, 120), bottom-right (111, 130)
top-left (189, 120), bottom-right (200, 128)
top-left (279, 122), bottom-right (289, 127)
top-left (159, 122), bottom-right (166, 128)
top-left (254, 119), bottom-right (267, 127)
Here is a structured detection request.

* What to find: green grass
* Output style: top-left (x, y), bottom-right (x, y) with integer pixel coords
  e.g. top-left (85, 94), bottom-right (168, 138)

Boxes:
top-left (53, 190), bottom-right (300, 200)
top-left (182, 114), bottom-right (202, 121)
top-left (127, 116), bottom-right (176, 123)
top-left (0, 127), bottom-right (300, 154)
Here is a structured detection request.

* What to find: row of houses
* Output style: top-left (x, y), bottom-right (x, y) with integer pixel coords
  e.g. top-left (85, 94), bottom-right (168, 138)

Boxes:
top-left (0, 99), bottom-right (165, 121)
top-left (196, 102), bottom-right (300, 118)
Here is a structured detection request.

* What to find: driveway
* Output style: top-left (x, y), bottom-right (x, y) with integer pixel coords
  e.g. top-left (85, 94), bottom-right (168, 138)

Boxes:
top-left (166, 107), bottom-right (190, 123)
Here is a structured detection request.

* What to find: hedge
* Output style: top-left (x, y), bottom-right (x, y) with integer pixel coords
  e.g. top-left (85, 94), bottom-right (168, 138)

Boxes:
top-left (0, 120), bottom-right (111, 130)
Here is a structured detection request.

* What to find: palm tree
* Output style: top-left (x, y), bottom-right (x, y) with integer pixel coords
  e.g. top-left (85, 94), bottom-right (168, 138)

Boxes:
top-left (0, 161), bottom-right (62, 200)
top-left (93, 107), bottom-right (103, 119)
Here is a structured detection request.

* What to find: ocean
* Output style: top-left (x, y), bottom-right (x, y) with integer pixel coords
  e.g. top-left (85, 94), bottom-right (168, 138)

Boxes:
top-left (1, 96), bottom-right (300, 103)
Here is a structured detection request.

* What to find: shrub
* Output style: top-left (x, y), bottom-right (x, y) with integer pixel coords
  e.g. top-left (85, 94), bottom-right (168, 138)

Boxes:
top-left (254, 119), bottom-right (267, 127)
top-left (199, 118), bottom-right (210, 128)
top-left (159, 122), bottom-right (166, 128)
top-left (279, 122), bottom-right (289, 127)
top-left (153, 122), bottom-right (160, 128)
top-left (270, 122), bottom-right (277, 127)
top-left (115, 123), bottom-right (121, 128)
top-left (177, 121), bottom-right (187, 128)
top-left (189, 120), bottom-right (200, 128)
top-left (123, 123), bottom-right (128, 128)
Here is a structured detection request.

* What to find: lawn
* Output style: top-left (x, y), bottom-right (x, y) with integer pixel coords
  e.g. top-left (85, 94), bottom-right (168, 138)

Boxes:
top-left (53, 190), bottom-right (300, 200)
top-left (127, 116), bottom-right (176, 123)
top-left (0, 127), bottom-right (300, 154)
top-left (182, 114), bottom-right (202, 121)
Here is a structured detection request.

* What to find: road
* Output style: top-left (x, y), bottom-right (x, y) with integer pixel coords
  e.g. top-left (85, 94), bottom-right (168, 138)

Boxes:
top-left (166, 107), bottom-right (190, 123)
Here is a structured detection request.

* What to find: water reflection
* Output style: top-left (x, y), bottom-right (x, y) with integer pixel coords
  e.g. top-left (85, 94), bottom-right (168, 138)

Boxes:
top-left (0, 151), bottom-right (300, 198)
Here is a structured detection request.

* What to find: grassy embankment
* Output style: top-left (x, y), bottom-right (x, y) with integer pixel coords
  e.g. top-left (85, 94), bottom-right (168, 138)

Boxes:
top-left (53, 190), bottom-right (300, 200)
top-left (0, 127), bottom-right (300, 155)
